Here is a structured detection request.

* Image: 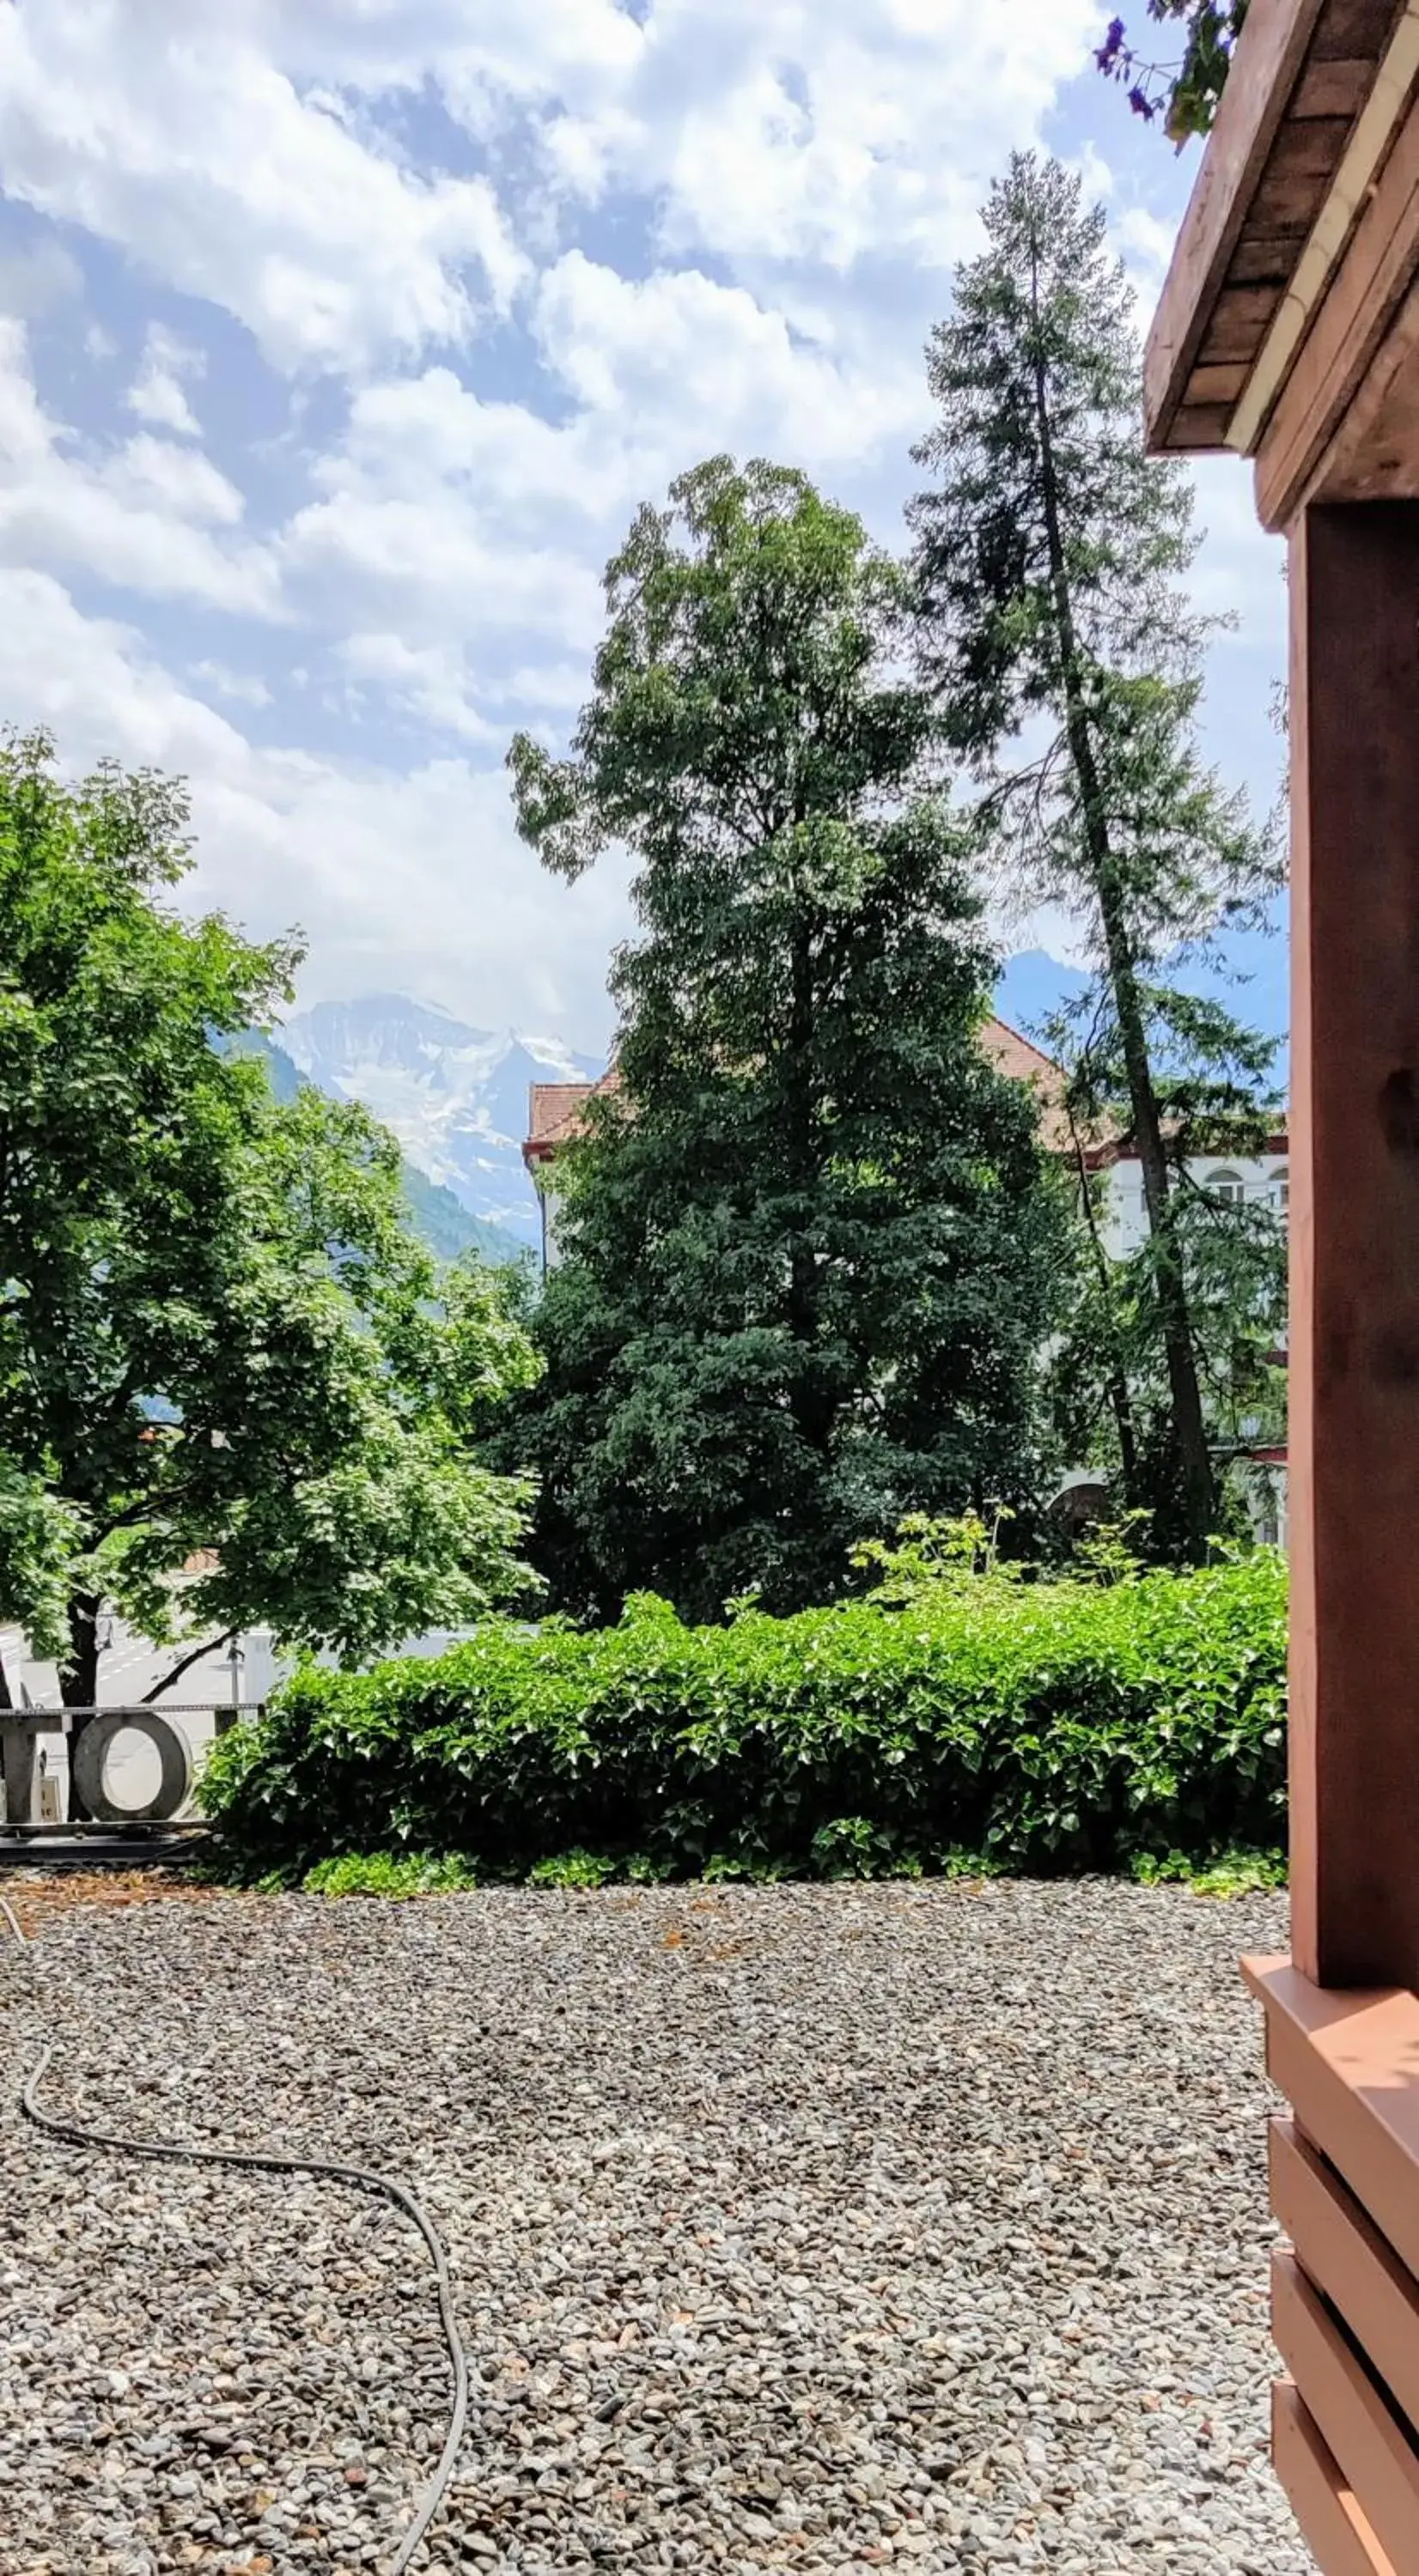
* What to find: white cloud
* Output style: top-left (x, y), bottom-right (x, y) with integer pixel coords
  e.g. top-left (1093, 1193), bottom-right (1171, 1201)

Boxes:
top-left (493, 0), bottom-right (1099, 272)
top-left (192, 659), bottom-right (272, 709)
top-left (0, 563), bottom-right (630, 1046)
top-left (0, 0), bottom-right (1288, 1068)
top-left (278, 258), bottom-right (928, 710)
top-left (0, 2), bottom-right (526, 376)
top-left (533, 254), bottom-right (923, 465)
top-left (0, 237), bottom-right (82, 319)
top-left (127, 323), bottom-right (204, 437)
top-left (0, 321), bottom-right (280, 615)
top-left (1187, 455), bottom-right (1287, 643)
top-left (337, 633), bottom-right (498, 741)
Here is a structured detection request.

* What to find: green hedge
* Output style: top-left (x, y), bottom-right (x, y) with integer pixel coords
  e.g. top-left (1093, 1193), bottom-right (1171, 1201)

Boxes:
top-left (199, 1552), bottom-right (1288, 1880)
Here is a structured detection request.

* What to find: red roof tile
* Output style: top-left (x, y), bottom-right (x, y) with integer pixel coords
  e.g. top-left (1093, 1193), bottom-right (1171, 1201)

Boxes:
top-left (523, 1023), bottom-right (1070, 1165)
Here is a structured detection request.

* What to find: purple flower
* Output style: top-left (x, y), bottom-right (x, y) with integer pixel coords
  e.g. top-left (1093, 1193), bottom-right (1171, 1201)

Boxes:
top-left (1095, 15), bottom-right (1127, 71)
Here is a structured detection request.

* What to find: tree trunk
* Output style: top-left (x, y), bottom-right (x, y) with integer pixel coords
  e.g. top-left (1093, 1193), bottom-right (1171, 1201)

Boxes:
top-left (784, 903), bottom-right (833, 1458)
top-left (60, 1589), bottom-right (102, 1820)
top-left (1027, 255), bottom-right (1215, 1555)
top-left (1069, 1127), bottom-right (1141, 1505)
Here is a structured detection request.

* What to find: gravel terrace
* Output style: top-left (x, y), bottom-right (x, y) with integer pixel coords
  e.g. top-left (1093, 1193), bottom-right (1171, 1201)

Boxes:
top-left (0, 1878), bottom-right (1304, 2576)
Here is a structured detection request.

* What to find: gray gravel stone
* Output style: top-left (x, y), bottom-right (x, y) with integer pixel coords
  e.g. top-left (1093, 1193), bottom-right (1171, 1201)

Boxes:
top-left (1, 1879), bottom-right (1304, 2574)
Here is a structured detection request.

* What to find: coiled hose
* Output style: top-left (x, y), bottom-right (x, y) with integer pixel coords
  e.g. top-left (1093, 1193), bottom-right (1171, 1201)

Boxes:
top-left (0, 1890), bottom-right (469, 2573)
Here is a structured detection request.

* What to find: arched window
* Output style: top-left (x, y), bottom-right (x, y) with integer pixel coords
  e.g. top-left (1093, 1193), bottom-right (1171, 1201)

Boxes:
top-left (1206, 1168), bottom-right (1245, 1206)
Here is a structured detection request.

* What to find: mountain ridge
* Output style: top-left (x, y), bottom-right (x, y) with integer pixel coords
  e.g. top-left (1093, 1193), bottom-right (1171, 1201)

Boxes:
top-left (276, 994), bottom-right (603, 1253)
top-left (229, 1025), bottom-right (531, 1267)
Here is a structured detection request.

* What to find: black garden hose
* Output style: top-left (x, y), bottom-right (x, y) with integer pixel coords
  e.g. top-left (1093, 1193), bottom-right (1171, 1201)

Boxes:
top-left (0, 1892), bottom-right (469, 2573)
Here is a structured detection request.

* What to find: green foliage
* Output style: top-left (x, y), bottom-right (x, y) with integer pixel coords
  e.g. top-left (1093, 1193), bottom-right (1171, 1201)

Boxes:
top-left (505, 456), bottom-right (1067, 1619)
top-left (1095, 5), bottom-right (1248, 143)
top-left (909, 155), bottom-right (1281, 1558)
top-left (202, 1551), bottom-right (1288, 1885)
top-left (303, 1850), bottom-right (478, 1898)
top-left (527, 1848), bottom-right (619, 1889)
top-left (1130, 1844), bottom-right (1283, 1896)
top-left (1044, 981), bottom-right (1287, 1552)
top-left (850, 1508), bottom-right (1027, 1602)
top-left (0, 727), bottom-right (540, 1703)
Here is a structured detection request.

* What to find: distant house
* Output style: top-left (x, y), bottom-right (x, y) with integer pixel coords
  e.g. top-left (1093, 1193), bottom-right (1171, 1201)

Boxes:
top-left (521, 1021), bottom-right (1071, 1263)
top-left (523, 1066), bottom-right (624, 1270)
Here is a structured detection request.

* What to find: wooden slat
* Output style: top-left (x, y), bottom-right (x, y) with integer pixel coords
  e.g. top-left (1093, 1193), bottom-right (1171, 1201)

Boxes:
top-left (1191, 361), bottom-right (1252, 402)
top-left (1243, 1963), bottom-right (1419, 2284)
top-left (1271, 2118), bottom-right (1419, 2435)
top-left (1169, 404), bottom-right (1241, 447)
top-left (1272, 2252), bottom-right (1419, 2574)
top-left (1227, 228), bottom-right (1312, 283)
top-left (1273, 2381), bottom-right (1398, 2576)
top-left (1145, 0), bottom-right (1333, 445)
top-left (1293, 56), bottom-right (1382, 116)
top-left (1255, 79), bottom-right (1419, 525)
top-left (1311, 0), bottom-right (1409, 58)
top-left (1200, 280), bottom-right (1287, 361)
top-left (1252, 113), bottom-right (1359, 231)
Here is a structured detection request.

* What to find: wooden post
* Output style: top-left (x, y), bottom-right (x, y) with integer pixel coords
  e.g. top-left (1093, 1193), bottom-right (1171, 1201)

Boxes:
top-left (1289, 500), bottom-right (1419, 1991)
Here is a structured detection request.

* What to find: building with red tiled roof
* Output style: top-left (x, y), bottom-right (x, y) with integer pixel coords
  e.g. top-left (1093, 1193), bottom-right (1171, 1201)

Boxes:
top-left (522, 1020), bottom-right (1288, 1269)
top-left (521, 1019), bottom-right (1074, 1265)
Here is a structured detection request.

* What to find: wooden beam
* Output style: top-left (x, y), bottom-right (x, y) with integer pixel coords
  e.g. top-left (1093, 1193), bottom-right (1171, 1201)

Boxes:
top-left (1271, 2118), bottom-right (1419, 2434)
top-left (1300, 282), bottom-right (1419, 501)
top-left (1272, 2254), bottom-right (1419, 2573)
top-left (1293, 57), bottom-right (1383, 118)
top-left (1273, 2382), bottom-right (1398, 2576)
top-left (1285, 502), bottom-right (1419, 1986)
top-left (1256, 82), bottom-right (1419, 526)
top-left (1145, 0), bottom-right (1332, 445)
top-left (1244, 1963), bottom-right (1419, 2280)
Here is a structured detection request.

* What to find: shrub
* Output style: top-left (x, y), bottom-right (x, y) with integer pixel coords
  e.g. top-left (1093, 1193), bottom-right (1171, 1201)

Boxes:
top-left (201, 1550), bottom-right (1287, 1882)
top-left (301, 1850), bottom-right (478, 1898)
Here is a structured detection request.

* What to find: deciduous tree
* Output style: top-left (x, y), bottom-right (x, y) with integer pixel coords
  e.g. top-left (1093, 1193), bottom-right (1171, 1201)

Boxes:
top-left (507, 458), bottom-right (1066, 1619)
top-left (0, 731), bottom-right (539, 1765)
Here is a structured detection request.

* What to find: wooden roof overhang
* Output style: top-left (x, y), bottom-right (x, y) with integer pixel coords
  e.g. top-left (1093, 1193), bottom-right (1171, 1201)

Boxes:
top-left (1144, 0), bottom-right (1419, 526)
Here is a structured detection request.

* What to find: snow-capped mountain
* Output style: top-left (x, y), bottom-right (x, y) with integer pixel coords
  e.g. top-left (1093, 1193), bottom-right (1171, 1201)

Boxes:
top-left (279, 995), bottom-right (602, 1250)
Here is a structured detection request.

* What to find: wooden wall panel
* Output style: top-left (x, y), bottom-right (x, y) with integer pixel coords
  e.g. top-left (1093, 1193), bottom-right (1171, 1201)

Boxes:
top-left (1273, 2381), bottom-right (1398, 2576)
top-left (1271, 2253), bottom-right (1419, 2574)
top-left (1270, 2119), bottom-right (1419, 2434)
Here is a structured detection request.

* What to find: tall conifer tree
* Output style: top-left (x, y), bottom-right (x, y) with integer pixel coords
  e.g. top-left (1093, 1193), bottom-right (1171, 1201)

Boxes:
top-left (908, 155), bottom-right (1279, 1557)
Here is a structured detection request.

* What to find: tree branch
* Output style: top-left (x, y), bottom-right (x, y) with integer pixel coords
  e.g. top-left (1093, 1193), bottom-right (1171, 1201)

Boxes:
top-left (143, 1628), bottom-right (235, 1704)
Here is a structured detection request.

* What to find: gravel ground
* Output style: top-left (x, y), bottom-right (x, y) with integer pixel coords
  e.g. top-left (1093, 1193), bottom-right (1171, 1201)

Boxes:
top-left (0, 1877), bottom-right (1304, 2576)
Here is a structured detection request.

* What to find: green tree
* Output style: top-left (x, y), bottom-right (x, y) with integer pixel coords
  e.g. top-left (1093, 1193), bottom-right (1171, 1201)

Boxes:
top-left (0, 730), bottom-right (539, 1758)
top-left (507, 456), bottom-right (1066, 1621)
top-left (908, 155), bottom-right (1280, 1558)
top-left (1094, 3), bottom-right (1247, 141)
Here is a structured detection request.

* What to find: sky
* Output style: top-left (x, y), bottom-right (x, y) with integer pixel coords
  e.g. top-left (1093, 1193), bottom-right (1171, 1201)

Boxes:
top-left (0, 0), bottom-right (1288, 1055)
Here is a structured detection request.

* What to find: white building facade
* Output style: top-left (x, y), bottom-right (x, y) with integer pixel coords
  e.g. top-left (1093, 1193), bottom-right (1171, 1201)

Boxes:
top-left (1099, 1148), bottom-right (1288, 1257)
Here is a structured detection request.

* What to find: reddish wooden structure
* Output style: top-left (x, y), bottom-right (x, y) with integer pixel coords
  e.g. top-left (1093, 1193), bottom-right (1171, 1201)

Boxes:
top-left (1147, 2), bottom-right (1419, 2561)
